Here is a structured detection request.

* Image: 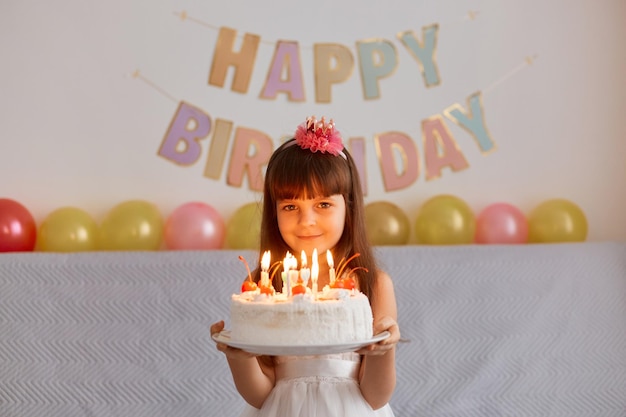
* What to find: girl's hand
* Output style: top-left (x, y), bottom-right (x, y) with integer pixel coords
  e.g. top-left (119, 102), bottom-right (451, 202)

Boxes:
top-left (210, 320), bottom-right (258, 359)
top-left (357, 315), bottom-right (400, 356)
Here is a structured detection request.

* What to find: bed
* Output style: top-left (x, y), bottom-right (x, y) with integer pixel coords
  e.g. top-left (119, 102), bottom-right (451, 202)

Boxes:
top-left (1, 242), bottom-right (625, 416)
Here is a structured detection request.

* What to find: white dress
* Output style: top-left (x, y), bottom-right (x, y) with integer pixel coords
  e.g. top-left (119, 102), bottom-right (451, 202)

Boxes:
top-left (238, 352), bottom-right (395, 417)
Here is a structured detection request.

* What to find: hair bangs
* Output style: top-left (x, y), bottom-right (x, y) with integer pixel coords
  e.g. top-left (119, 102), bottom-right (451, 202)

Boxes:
top-left (270, 152), bottom-right (351, 201)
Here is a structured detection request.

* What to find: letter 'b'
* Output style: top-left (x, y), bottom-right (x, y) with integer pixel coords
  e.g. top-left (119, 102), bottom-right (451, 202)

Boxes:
top-left (159, 102), bottom-right (211, 165)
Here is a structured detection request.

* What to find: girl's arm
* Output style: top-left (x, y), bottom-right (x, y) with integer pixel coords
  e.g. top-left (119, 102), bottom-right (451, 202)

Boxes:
top-left (357, 271), bottom-right (401, 409)
top-left (211, 321), bottom-right (276, 408)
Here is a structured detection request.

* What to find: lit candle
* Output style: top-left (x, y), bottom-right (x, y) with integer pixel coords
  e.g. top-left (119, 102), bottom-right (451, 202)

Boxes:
top-left (283, 252), bottom-right (294, 296)
top-left (288, 255), bottom-right (298, 295)
top-left (300, 250), bottom-right (310, 286)
top-left (282, 253), bottom-right (289, 295)
top-left (261, 250), bottom-right (270, 287)
top-left (281, 271), bottom-right (287, 294)
top-left (311, 248), bottom-right (319, 297)
top-left (327, 250), bottom-right (336, 285)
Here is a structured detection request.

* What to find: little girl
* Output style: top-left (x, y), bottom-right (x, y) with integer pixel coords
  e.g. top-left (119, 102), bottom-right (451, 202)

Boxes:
top-left (211, 116), bottom-right (400, 416)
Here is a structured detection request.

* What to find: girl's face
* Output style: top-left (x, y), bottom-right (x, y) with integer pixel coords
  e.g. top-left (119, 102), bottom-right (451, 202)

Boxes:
top-left (276, 194), bottom-right (346, 260)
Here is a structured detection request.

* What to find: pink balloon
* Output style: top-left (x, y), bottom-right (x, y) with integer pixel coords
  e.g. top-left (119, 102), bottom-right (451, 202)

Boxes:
top-left (475, 202), bottom-right (528, 244)
top-left (0, 198), bottom-right (37, 252)
top-left (164, 202), bottom-right (225, 250)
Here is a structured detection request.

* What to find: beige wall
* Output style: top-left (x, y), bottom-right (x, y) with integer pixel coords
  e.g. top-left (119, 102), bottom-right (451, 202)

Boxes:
top-left (1, 0), bottom-right (625, 241)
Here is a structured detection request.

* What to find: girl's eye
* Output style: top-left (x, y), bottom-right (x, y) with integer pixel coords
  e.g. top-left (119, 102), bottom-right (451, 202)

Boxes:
top-left (318, 202), bottom-right (331, 209)
top-left (282, 204), bottom-right (297, 211)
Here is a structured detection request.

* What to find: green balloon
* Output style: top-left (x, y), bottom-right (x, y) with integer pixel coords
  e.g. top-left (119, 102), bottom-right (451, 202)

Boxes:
top-left (528, 198), bottom-right (588, 243)
top-left (365, 201), bottom-right (410, 245)
top-left (38, 207), bottom-right (98, 252)
top-left (415, 195), bottom-right (475, 245)
top-left (225, 202), bottom-right (262, 250)
top-left (99, 200), bottom-right (163, 250)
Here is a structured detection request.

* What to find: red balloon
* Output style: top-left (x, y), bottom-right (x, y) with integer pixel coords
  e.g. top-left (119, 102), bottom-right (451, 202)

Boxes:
top-left (164, 202), bottom-right (225, 250)
top-left (0, 198), bottom-right (37, 252)
top-left (475, 202), bottom-right (528, 244)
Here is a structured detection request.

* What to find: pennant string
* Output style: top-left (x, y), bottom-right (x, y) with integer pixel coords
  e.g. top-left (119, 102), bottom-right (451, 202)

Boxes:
top-left (483, 54), bottom-right (538, 96)
top-left (131, 70), bottom-right (179, 103)
top-left (172, 10), bottom-right (480, 49)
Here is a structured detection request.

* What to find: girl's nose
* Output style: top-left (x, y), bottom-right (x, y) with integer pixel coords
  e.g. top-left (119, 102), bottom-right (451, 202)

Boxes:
top-left (299, 208), bottom-right (316, 226)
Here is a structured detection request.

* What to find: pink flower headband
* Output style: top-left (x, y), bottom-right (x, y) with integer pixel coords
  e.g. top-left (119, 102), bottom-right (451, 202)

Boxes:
top-left (293, 116), bottom-right (346, 159)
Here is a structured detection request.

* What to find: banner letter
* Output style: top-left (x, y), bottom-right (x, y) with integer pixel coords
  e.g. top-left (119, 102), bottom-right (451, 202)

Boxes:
top-left (227, 127), bottom-right (274, 191)
top-left (348, 137), bottom-right (368, 196)
top-left (159, 102), bottom-right (211, 165)
top-left (357, 39), bottom-right (398, 100)
top-left (260, 41), bottom-right (305, 101)
top-left (208, 27), bottom-right (260, 93)
top-left (444, 91), bottom-right (496, 153)
top-left (314, 43), bottom-right (354, 103)
top-left (398, 24), bottom-right (441, 88)
top-left (203, 118), bottom-right (233, 180)
top-left (422, 116), bottom-right (468, 180)
top-left (376, 132), bottom-right (419, 191)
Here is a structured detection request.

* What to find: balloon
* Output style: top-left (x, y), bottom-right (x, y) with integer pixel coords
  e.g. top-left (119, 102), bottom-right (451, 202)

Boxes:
top-left (365, 201), bottom-right (410, 245)
top-left (475, 202), bottom-right (528, 244)
top-left (99, 200), bottom-right (163, 250)
top-left (414, 194), bottom-right (475, 245)
top-left (38, 207), bottom-right (98, 252)
top-left (164, 202), bottom-right (225, 250)
top-left (528, 199), bottom-right (588, 243)
top-left (225, 202), bottom-right (262, 250)
top-left (0, 198), bottom-right (37, 252)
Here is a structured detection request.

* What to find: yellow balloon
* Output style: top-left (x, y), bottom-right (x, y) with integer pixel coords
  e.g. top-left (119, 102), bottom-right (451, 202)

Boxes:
top-left (365, 201), bottom-right (410, 245)
top-left (99, 200), bottom-right (163, 250)
top-left (528, 199), bottom-right (588, 243)
top-left (38, 207), bottom-right (97, 252)
top-left (225, 202), bottom-right (261, 250)
top-left (415, 195), bottom-right (475, 245)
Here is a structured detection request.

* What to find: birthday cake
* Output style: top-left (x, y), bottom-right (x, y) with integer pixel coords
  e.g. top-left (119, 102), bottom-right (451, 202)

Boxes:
top-left (229, 250), bottom-right (374, 346)
top-left (229, 287), bottom-right (373, 346)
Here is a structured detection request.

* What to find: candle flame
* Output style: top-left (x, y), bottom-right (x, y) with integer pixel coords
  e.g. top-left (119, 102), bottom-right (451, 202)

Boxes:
top-left (301, 250), bottom-right (307, 268)
top-left (284, 252), bottom-right (297, 271)
top-left (326, 250), bottom-right (334, 268)
top-left (261, 250), bottom-right (270, 271)
top-left (311, 248), bottom-right (319, 280)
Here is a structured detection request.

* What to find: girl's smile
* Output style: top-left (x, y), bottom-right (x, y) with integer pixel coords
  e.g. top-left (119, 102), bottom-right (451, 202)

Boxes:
top-left (296, 234), bottom-right (322, 240)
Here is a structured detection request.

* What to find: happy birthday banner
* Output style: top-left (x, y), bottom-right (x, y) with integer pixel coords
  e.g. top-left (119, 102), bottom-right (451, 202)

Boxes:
top-left (134, 10), bottom-right (536, 195)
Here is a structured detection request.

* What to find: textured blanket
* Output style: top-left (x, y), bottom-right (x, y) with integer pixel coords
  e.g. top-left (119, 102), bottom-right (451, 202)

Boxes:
top-left (1, 242), bottom-right (625, 416)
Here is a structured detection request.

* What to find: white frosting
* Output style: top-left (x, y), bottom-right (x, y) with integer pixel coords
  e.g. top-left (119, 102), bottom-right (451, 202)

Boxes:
top-left (230, 290), bottom-right (373, 345)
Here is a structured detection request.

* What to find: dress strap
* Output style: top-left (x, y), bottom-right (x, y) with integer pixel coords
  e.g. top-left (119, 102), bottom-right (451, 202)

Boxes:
top-left (275, 358), bottom-right (360, 380)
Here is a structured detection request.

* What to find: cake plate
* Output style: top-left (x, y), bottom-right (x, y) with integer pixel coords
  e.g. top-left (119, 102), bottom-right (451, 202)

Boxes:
top-left (212, 330), bottom-right (391, 356)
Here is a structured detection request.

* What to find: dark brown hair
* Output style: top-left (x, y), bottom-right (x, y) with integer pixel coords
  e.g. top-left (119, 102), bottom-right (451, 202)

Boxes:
top-left (254, 138), bottom-right (378, 299)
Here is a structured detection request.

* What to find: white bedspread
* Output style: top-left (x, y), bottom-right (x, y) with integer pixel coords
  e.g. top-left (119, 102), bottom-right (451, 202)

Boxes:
top-left (1, 242), bottom-right (625, 417)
